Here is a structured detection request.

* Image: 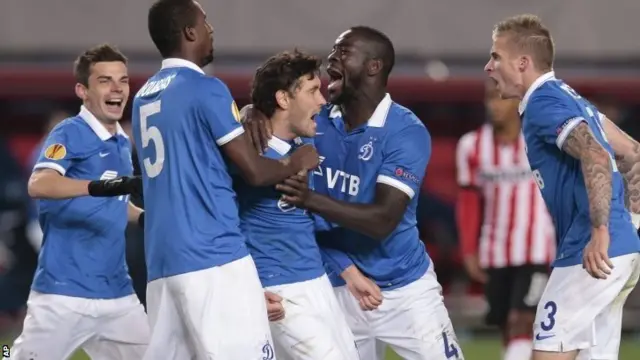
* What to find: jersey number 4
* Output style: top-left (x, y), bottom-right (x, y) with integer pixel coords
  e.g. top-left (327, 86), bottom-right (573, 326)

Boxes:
top-left (139, 100), bottom-right (165, 178)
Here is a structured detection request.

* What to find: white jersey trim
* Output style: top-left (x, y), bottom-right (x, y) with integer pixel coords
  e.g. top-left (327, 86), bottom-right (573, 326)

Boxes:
top-left (555, 117), bottom-right (585, 150)
top-left (33, 162), bottom-right (66, 176)
top-left (377, 175), bottom-right (415, 199)
top-left (216, 127), bottom-right (245, 146)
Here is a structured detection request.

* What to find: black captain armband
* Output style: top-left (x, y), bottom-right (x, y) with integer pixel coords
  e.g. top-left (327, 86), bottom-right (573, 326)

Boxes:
top-left (88, 176), bottom-right (142, 197)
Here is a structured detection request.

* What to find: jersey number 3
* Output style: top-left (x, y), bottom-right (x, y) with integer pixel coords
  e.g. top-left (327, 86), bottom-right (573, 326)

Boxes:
top-left (139, 100), bottom-right (165, 178)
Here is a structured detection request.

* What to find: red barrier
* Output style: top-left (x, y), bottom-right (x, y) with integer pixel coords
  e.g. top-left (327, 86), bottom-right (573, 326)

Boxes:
top-left (2, 70), bottom-right (640, 103)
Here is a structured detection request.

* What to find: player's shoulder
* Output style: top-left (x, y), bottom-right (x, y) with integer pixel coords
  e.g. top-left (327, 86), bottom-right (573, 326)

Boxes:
top-left (196, 75), bottom-right (233, 98)
top-left (456, 126), bottom-right (484, 153)
top-left (387, 102), bottom-right (425, 128)
top-left (383, 102), bottom-right (428, 141)
top-left (50, 115), bottom-right (94, 139)
top-left (523, 78), bottom-right (573, 114)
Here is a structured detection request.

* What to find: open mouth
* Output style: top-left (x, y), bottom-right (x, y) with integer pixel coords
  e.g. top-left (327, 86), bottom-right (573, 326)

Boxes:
top-left (104, 99), bottom-right (124, 112)
top-left (326, 67), bottom-right (344, 93)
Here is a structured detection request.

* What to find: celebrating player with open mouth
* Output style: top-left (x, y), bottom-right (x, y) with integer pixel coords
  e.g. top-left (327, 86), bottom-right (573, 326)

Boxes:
top-left (244, 26), bottom-right (463, 360)
top-left (8, 44), bottom-right (149, 360)
top-left (485, 14), bottom-right (640, 360)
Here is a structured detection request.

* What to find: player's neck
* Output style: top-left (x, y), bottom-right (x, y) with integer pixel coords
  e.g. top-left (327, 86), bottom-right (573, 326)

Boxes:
top-left (270, 113), bottom-right (296, 141)
top-left (341, 88), bottom-right (386, 131)
top-left (84, 104), bottom-right (118, 135)
top-left (520, 70), bottom-right (547, 99)
top-left (166, 53), bottom-right (203, 68)
top-left (493, 119), bottom-right (521, 143)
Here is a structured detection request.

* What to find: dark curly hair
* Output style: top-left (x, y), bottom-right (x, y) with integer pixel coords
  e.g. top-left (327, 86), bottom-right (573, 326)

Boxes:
top-left (251, 49), bottom-right (322, 118)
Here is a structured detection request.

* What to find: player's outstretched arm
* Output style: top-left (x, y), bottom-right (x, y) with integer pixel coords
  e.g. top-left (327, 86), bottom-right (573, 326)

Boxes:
top-left (28, 169), bottom-right (142, 199)
top-left (223, 137), bottom-right (319, 187)
top-left (279, 123), bottom-right (429, 241)
top-left (28, 169), bottom-right (91, 199)
top-left (601, 115), bottom-right (640, 213)
top-left (302, 183), bottom-right (411, 241)
top-left (562, 122), bottom-right (613, 228)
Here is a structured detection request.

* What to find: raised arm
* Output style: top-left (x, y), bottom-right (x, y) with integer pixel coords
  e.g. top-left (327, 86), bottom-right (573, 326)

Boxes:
top-left (200, 83), bottom-right (318, 187)
top-left (600, 115), bottom-right (640, 213)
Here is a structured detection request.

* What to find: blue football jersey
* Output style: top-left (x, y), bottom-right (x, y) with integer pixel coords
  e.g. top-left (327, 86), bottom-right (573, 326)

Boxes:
top-left (313, 94), bottom-right (432, 289)
top-left (132, 58), bottom-right (249, 281)
top-left (520, 72), bottom-right (640, 267)
top-left (235, 136), bottom-right (325, 287)
top-left (32, 106), bottom-right (134, 299)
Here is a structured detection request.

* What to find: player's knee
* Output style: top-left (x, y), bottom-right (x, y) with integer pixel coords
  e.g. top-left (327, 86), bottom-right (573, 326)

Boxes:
top-left (507, 310), bottom-right (535, 338)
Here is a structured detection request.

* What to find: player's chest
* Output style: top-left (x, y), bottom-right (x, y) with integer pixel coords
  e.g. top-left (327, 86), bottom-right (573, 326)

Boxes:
top-left (73, 141), bottom-right (133, 179)
top-left (313, 128), bottom-right (382, 199)
top-left (521, 123), bottom-right (552, 169)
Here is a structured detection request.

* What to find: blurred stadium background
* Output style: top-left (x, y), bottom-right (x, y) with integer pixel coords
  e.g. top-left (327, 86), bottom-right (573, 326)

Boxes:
top-left (1, 0), bottom-right (640, 358)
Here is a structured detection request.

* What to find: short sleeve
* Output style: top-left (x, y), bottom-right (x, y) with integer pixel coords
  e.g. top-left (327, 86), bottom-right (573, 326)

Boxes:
top-left (199, 79), bottom-right (245, 146)
top-left (526, 94), bottom-right (586, 150)
top-left (377, 124), bottom-right (431, 199)
top-left (33, 124), bottom-right (82, 176)
top-left (456, 132), bottom-right (479, 187)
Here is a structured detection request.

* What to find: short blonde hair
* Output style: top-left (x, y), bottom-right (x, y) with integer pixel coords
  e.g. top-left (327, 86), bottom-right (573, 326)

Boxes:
top-left (493, 14), bottom-right (555, 72)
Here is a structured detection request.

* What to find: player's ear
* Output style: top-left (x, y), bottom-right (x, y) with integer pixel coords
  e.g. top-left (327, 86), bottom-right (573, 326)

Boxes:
top-left (275, 90), bottom-right (289, 110)
top-left (75, 83), bottom-right (88, 102)
top-left (518, 56), bottom-right (530, 72)
top-left (367, 59), bottom-right (382, 76)
top-left (184, 26), bottom-right (197, 42)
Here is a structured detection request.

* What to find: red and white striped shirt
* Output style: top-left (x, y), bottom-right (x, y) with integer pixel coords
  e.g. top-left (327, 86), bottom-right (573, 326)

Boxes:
top-left (456, 124), bottom-right (555, 268)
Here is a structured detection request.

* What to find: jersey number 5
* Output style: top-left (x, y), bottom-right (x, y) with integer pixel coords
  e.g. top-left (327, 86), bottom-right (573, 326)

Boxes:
top-left (139, 100), bottom-right (165, 178)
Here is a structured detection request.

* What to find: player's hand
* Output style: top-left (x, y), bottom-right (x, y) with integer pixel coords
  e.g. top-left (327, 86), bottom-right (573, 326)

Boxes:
top-left (341, 265), bottom-right (383, 311)
top-left (276, 171), bottom-right (310, 208)
top-left (462, 254), bottom-right (488, 284)
top-left (289, 144), bottom-right (320, 173)
top-left (583, 226), bottom-right (614, 279)
top-left (240, 104), bottom-right (272, 154)
top-left (88, 176), bottom-right (142, 198)
top-left (264, 291), bottom-right (285, 321)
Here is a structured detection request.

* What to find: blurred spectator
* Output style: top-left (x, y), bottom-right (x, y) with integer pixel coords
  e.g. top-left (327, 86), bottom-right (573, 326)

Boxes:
top-left (0, 138), bottom-right (34, 337)
top-left (25, 109), bottom-right (71, 247)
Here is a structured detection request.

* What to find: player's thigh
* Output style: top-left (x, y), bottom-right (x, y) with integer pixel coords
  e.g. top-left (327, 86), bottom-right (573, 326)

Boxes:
top-left (9, 291), bottom-right (95, 360)
top-left (84, 294), bottom-right (150, 360)
top-left (587, 254), bottom-right (640, 360)
top-left (169, 255), bottom-right (275, 360)
top-left (533, 253), bottom-right (639, 353)
top-left (333, 285), bottom-right (378, 356)
top-left (484, 267), bottom-right (512, 327)
top-left (375, 266), bottom-right (464, 360)
top-left (143, 278), bottom-right (194, 360)
top-left (268, 275), bottom-right (358, 360)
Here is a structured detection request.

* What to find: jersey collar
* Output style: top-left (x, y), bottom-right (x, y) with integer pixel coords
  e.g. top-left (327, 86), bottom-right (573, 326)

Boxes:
top-left (79, 106), bottom-right (127, 141)
top-left (328, 93), bottom-right (393, 128)
top-left (518, 71), bottom-right (556, 115)
top-left (161, 58), bottom-right (205, 74)
top-left (267, 136), bottom-right (293, 156)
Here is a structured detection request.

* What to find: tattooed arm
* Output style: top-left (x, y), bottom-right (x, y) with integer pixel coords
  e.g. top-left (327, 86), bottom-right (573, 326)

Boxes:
top-left (600, 115), bottom-right (640, 213)
top-left (562, 122), bottom-right (613, 228)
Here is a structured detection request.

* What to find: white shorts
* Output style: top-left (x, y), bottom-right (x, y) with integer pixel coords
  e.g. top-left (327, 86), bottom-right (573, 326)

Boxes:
top-left (533, 252), bottom-right (640, 359)
top-left (7, 291), bottom-right (149, 360)
top-left (144, 255), bottom-right (275, 360)
top-left (266, 274), bottom-right (359, 360)
top-left (334, 263), bottom-right (464, 360)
